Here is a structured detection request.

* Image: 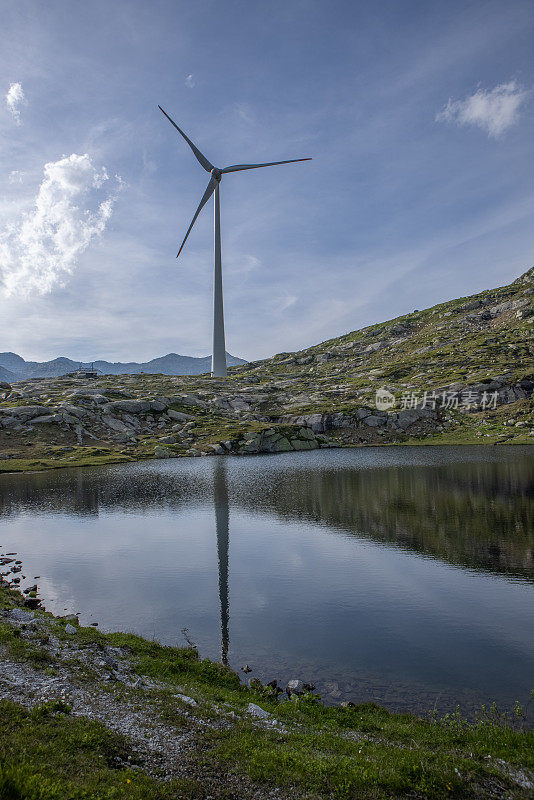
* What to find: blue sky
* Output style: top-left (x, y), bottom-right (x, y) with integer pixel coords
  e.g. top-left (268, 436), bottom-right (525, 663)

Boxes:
top-left (1, 0), bottom-right (533, 362)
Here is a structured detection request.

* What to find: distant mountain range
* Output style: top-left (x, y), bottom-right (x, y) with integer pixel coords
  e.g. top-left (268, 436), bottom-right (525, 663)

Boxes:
top-left (0, 365), bottom-right (16, 383)
top-left (0, 351), bottom-right (247, 381)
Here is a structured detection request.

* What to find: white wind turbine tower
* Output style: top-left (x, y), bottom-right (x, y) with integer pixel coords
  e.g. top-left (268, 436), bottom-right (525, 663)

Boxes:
top-left (159, 105), bottom-right (311, 378)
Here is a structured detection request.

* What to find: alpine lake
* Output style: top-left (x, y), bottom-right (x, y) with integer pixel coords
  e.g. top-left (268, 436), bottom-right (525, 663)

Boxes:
top-left (1, 445), bottom-right (532, 718)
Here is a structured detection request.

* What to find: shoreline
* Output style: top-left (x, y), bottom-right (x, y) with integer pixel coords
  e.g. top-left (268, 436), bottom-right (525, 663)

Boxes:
top-left (1, 435), bottom-right (533, 476)
top-left (2, 539), bottom-right (532, 719)
top-left (0, 579), bottom-right (533, 798)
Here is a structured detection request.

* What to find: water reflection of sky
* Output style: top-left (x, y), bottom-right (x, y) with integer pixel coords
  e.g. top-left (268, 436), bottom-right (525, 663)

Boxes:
top-left (0, 446), bottom-right (532, 714)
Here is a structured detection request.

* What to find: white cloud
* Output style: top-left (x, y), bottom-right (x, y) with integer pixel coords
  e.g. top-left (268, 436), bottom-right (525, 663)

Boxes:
top-left (185, 74), bottom-right (195, 89)
top-left (436, 81), bottom-right (529, 138)
top-left (0, 154), bottom-right (121, 297)
top-left (5, 82), bottom-right (25, 124)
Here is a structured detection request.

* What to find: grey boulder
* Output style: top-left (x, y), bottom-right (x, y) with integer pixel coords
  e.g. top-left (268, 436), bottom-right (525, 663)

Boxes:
top-left (167, 409), bottom-right (193, 422)
top-left (154, 445), bottom-right (173, 458)
top-left (107, 399), bottom-right (151, 414)
top-left (174, 693), bottom-right (197, 706)
top-left (286, 679), bottom-right (304, 696)
top-left (247, 703), bottom-right (271, 718)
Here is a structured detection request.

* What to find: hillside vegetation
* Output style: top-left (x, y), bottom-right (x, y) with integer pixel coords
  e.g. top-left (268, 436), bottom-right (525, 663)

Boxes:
top-left (0, 267), bottom-right (532, 471)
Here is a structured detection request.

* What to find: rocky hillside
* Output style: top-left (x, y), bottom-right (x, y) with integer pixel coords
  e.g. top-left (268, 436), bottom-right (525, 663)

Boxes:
top-left (237, 265), bottom-right (533, 397)
top-left (0, 268), bottom-right (532, 471)
top-left (0, 351), bottom-right (246, 379)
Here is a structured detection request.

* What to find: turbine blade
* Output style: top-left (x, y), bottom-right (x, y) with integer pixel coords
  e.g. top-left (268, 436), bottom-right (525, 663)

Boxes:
top-left (177, 176), bottom-right (218, 258)
top-left (158, 105), bottom-right (214, 173)
top-left (221, 158), bottom-right (311, 173)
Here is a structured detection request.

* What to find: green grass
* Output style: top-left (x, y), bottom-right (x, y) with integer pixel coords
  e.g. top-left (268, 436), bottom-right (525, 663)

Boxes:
top-left (54, 624), bottom-right (242, 692)
top-left (0, 451), bottom-right (136, 474)
top-left (1, 583), bottom-right (533, 798)
top-left (209, 700), bottom-right (534, 799)
top-left (0, 700), bottom-right (201, 799)
top-left (0, 623), bottom-right (55, 667)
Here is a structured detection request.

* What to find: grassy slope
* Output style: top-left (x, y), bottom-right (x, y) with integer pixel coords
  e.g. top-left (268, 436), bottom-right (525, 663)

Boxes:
top-left (238, 266), bottom-right (534, 388)
top-left (231, 266), bottom-right (534, 438)
top-left (1, 584), bottom-right (533, 800)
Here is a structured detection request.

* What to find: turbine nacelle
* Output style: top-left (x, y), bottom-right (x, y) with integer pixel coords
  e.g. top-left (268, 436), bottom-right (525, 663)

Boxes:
top-left (211, 167), bottom-right (223, 182)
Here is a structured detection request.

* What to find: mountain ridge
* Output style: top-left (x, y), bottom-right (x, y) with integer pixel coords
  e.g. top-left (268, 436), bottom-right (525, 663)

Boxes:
top-left (0, 351), bottom-right (246, 380)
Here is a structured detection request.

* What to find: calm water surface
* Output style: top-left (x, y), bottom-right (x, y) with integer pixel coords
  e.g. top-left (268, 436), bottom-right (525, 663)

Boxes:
top-left (1, 446), bottom-right (533, 715)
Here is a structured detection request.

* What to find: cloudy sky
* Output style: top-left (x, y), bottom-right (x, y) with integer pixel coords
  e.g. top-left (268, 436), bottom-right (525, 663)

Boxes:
top-left (1, 0), bottom-right (533, 362)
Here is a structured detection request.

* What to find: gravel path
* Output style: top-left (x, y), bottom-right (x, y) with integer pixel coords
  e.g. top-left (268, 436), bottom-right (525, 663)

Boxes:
top-left (0, 606), bottom-right (296, 799)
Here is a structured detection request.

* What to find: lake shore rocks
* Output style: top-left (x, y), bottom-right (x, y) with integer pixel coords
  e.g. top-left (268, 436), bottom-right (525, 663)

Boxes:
top-left (286, 679), bottom-right (304, 696)
top-left (279, 406), bottom-right (440, 435)
top-left (0, 370), bottom-right (532, 468)
top-left (154, 445), bottom-right (176, 459)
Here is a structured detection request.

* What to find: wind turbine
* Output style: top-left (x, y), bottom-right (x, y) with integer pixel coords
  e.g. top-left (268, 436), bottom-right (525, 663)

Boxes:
top-left (158, 105), bottom-right (311, 378)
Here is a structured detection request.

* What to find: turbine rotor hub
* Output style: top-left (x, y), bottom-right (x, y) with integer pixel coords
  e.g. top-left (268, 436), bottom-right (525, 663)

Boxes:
top-left (211, 168), bottom-right (222, 182)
